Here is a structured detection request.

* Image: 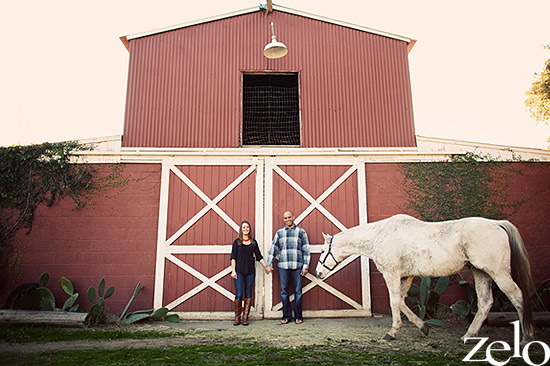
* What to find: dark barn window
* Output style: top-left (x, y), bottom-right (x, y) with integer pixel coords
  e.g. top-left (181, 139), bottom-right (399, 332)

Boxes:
top-left (242, 73), bottom-right (300, 146)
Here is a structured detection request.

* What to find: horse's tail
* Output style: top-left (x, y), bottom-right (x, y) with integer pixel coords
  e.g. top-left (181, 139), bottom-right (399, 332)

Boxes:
top-left (499, 221), bottom-right (535, 337)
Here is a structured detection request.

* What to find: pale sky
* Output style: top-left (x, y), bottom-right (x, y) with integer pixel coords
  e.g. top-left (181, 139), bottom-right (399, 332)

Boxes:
top-left (1, 0), bottom-right (549, 149)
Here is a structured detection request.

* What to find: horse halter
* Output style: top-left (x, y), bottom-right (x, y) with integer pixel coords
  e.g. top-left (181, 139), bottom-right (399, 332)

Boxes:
top-left (319, 236), bottom-right (340, 271)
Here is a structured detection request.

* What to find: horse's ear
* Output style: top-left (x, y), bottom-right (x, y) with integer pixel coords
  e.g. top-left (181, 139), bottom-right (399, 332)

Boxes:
top-left (322, 233), bottom-right (332, 241)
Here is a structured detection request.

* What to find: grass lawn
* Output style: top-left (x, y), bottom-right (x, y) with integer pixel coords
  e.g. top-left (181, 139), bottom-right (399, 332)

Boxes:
top-left (1, 343), bottom-right (467, 366)
top-left (3, 343), bottom-right (547, 366)
top-left (0, 324), bottom-right (547, 365)
top-left (0, 324), bottom-right (175, 343)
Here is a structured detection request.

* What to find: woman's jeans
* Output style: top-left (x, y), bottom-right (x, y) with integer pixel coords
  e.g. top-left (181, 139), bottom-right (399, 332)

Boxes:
top-left (278, 268), bottom-right (303, 321)
top-left (234, 272), bottom-right (255, 300)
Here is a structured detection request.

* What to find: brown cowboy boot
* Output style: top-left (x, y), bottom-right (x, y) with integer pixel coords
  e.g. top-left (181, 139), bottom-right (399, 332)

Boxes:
top-left (233, 299), bottom-right (242, 326)
top-left (242, 298), bottom-right (252, 326)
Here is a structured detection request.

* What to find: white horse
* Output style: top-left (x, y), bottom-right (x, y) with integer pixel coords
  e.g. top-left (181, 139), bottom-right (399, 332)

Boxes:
top-left (315, 214), bottom-right (535, 343)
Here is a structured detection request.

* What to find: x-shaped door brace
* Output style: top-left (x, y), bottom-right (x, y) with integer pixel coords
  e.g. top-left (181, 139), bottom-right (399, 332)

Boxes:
top-left (157, 161), bottom-right (366, 312)
top-left (270, 164), bottom-right (363, 310)
top-left (164, 254), bottom-right (234, 310)
top-left (166, 165), bottom-right (256, 245)
top-left (162, 164), bottom-right (257, 310)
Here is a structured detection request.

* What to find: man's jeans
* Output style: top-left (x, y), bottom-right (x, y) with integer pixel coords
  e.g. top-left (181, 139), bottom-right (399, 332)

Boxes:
top-left (278, 268), bottom-right (303, 321)
top-left (234, 272), bottom-right (255, 300)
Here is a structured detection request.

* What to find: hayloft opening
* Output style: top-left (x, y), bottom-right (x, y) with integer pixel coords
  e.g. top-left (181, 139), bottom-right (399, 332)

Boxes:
top-left (242, 73), bottom-right (300, 146)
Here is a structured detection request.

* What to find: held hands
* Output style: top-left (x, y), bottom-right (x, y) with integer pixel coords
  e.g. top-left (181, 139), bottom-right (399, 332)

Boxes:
top-left (263, 266), bottom-right (307, 276)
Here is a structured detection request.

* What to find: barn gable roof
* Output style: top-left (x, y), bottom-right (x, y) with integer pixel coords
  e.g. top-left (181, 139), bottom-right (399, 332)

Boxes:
top-left (120, 3), bottom-right (419, 148)
top-left (120, 4), bottom-right (416, 52)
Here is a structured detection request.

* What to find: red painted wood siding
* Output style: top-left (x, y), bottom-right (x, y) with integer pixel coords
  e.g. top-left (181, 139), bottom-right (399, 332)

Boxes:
top-left (122, 9), bottom-right (416, 148)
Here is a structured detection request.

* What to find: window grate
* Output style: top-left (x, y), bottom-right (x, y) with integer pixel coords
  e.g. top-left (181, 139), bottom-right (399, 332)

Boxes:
top-left (242, 74), bottom-right (300, 146)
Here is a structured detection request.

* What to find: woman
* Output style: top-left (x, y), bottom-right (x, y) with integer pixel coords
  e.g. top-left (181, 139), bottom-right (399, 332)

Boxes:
top-left (230, 220), bottom-right (266, 326)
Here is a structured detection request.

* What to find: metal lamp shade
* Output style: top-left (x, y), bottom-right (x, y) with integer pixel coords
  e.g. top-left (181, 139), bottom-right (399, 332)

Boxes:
top-left (263, 39), bottom-right (288, 59)
top-left (263, 22), bottom-right (288, 59)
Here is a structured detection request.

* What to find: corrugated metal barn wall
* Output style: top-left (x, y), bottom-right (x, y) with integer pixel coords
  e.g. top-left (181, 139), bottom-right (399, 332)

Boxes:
top-left (122, 10), bottom-right (416, 148)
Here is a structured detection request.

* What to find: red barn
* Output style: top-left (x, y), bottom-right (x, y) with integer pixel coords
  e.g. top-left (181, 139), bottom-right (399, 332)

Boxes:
top-left (120, 4), bottom-right (416, 148)
top-left (3, 4), bottom-right (550, 320)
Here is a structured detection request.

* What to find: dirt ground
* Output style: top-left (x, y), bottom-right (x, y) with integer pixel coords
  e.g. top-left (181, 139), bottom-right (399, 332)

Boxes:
top-left (1, 315), bottom-right (549, 355)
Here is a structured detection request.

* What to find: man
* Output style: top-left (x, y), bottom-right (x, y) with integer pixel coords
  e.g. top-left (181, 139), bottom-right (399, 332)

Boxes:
top-left (265, 210), bottom-right (310, 324)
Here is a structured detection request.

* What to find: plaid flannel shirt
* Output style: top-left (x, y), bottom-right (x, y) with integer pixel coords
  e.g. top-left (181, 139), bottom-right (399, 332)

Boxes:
top-left (266, 225), bottom-right (310, 270)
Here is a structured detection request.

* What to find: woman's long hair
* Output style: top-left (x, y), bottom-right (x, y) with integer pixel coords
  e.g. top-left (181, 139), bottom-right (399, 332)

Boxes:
top-left (238, 221), bottom-right (254, 245)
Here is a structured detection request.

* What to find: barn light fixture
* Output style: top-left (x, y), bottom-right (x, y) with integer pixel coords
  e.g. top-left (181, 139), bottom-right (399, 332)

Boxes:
top-left (263, 22), bottom-right (288, 59)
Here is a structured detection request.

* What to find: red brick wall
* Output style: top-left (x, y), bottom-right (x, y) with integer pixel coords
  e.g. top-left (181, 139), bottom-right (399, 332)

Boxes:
top-left (2, 161), bottom-right (549, 317)
top-left (365, 163), bottom-right (405, 313)
top-left (506, 163), bottom-right (550, 287)
top-left (365, 162), bottom-right (550, 314)
top-left (1, 164), bottom-right (161, 315)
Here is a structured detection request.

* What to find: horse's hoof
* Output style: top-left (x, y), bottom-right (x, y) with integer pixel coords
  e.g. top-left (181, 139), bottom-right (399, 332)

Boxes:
top-left (421, 323), bottom-right (430, 336)
top-left (383, 334), bottom-right (395, 341)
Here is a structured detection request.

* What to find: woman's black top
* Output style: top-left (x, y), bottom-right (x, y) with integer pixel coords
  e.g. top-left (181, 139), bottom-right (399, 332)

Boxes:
top-left (230, 239), bottom-right (263, 275)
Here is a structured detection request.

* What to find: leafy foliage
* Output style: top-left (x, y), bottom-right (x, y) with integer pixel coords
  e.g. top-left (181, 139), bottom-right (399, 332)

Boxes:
top-left (60, 276), bottom-right (80, 312)
top-left (14, 272), bottom-right (79, 312)
top-left (1, 142), bottom-right (90, 242)
top-left (406, 277), bottom-right (450, 327)
top-left (0, 141), bottom-right (130, 293)
top-left (122, 307), bottom-right (180, 324)
top-left (84, 278), bottom-right (115, 326)
top-left (19, 273), bottom-right (56, 311)
top-left (449, 279), bottom-right (477, 318)
top-left (120, 281), bottom-right (143, 321)
top-left (120, 282), bottom-right (180, 324)
top-left (400, 151), bottom-right (527, 221)
top-left (525, 44), bottom-right (550, 125)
